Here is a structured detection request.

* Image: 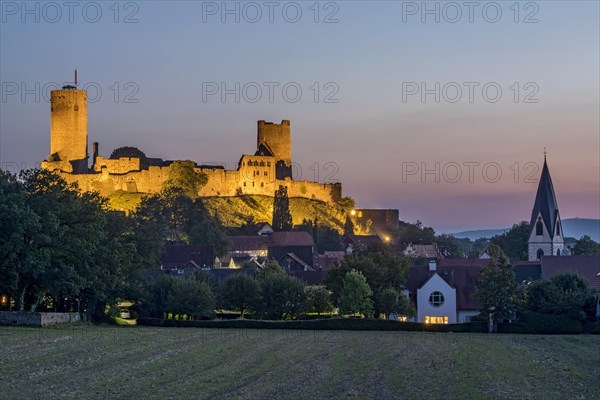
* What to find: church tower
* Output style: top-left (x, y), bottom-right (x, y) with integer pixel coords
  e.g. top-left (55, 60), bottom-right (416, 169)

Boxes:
top-left (49, 71), bottom-right (88, 173)
top-left (527, 155), bottom-right (565, 260)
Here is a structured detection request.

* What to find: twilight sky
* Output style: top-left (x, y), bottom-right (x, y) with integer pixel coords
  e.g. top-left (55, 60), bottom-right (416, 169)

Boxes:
top-left (1, 1), bottom-right (598, 232)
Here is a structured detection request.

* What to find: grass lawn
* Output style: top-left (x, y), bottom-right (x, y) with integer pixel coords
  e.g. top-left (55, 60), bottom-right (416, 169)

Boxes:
top-left (1, 324), bottom-right (598, 400)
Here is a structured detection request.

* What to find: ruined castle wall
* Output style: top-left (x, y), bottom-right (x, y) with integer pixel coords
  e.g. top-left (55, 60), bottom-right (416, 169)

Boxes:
top-left (285, 180), bottom-right (342, 203)
top-left (48, 165), bottom-right (341, 203)
top-left (93, 156), bottom-right (141, 174)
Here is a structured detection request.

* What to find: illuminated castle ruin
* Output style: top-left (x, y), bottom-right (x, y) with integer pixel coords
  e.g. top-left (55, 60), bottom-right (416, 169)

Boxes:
top-left (41, 82), bottom-right (341, 203)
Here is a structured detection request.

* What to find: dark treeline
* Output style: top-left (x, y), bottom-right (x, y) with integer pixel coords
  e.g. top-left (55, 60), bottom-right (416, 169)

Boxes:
top-left (0, 169), bottom-right (228, 321)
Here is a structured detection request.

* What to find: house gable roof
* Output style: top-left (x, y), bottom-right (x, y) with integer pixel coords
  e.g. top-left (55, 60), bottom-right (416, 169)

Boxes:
top-left (269, 231), bottom-right (315, 247)
top-left (541, 255), bottom-right (600, 291)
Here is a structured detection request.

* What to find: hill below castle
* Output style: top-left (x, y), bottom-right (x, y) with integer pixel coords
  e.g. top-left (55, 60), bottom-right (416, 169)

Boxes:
top-left (108, 191), bottom-right (347, 232)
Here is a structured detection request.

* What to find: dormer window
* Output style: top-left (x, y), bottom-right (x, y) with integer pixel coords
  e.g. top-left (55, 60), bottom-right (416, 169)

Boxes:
top-left (536, 218), bottom-right (543, 236)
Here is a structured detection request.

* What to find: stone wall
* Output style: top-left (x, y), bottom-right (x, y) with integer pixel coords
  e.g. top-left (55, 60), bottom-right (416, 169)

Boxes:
top-left (44, 160), bottom-right (342, 203)
top-left (0, 311), bottom-right (81, 327)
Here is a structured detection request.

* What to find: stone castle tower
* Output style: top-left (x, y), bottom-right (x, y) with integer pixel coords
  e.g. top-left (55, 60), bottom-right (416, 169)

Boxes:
top-left (49, 82), bottom-right (88, 173)
top-left (527, 156), bottom-right (565, 260)
top-left (256, 120), bottom-right (292, 179)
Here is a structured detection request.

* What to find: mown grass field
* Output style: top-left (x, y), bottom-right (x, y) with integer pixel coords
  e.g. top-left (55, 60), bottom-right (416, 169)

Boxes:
top-left (1, 325), bottom-right (598, 400)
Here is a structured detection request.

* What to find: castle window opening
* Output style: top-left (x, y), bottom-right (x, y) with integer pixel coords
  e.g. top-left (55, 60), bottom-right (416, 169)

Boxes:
top-left (260, 161), bottom-right (265, 166)
top-left (267, 162), bottom-right (271, 167)
top-left (244, 182), bottom-right (246, 187)
top-left (74, 105), bottom-right (79, 111)
top-left (264, 171), bottom-right (267, 176)
top-left (261, 182), bottom-right (264, 187)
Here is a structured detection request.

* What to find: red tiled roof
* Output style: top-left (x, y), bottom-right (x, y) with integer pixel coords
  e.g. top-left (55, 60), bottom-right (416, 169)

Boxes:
top-left (161, 245), bottom-right (215, 268)
top-left (405, 265), bottom-right (483, 310)
top-left (228, 231), bottom-right (315, 250)
top-left (269, 231), bottom-right (315, 247)
top-left (344, 235), bottom-right (383, 245)
top-left (228, 236), bottom-right (269, 251)
top-left (541, 255), bottom-right (600, 291)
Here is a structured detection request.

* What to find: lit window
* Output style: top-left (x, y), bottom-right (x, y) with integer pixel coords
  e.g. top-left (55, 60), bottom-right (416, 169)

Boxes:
top-left (425, 316), bottom-right (448, 324)
top-left (429, 291), bottom-right (444, 307)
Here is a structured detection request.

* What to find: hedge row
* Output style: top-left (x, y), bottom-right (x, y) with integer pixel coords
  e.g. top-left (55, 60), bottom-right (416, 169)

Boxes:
top-left (498, 312), bottom-right (583, 334)
top-left (137, 317), bottom-right (487, 333)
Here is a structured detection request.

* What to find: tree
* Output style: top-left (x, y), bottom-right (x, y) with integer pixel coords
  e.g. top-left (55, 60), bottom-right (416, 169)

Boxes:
top-left (476, 244), bottom-right (524, 330)
top-left (490, 221), bottom-right (529, 260)
top-left (343, 215), bottom-right (355, 236)
top-left (337, 269), bottom-right (374, 317)
top-left (572, 235), bottom-right (600, 256)
top-left (326, 252), bottom-right (408, 317)
top-left (110, 146), bottom-right (147, 160)
top-left (336, 196), bottom-right (355, 211)
top-left (255, 270), bottom-right (306, 320)
top-left (219, 274), bottom-right (259, 318)
top-left (163, 160), bottom-right (208, 198)
top-left (166, 277), bottom-right (215, 320)
top-left (526, 272), bottom-right (596, 320)
top-left (134, 187), bottom-right (229, 256)
top-left (434, 234), bottom-right (465, 258)
top-left (397, 220), bottom-right (436, 244)
top-left (272, 185), bottom-right (292, 231)
top-left (305, 285), bottom-right (333, 316)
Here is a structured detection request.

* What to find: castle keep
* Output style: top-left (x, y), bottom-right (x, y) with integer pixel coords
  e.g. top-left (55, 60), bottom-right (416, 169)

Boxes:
top-left (41, 86), bottom-right (341, 203)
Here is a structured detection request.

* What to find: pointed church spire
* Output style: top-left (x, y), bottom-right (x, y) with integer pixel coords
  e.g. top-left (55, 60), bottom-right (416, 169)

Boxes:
top-left (529, 155), bottom-right (560, 239)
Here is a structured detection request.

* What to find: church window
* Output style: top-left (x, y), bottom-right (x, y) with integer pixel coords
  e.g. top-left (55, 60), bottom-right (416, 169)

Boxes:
top-left (536, 218), bottom-right (543, 236)
top-left (537, 248), bottom-right (544, 260)
top-left (264, 171), bottom-right (267, 176)
top-left (243, 182), bottom-right (246, 187)
top-left (557, 249), bottom-right (561, 256)
top-left (429, 291), bottom-right (444, 308)
top-left (556, 223), bottom-right (560, 236)
top-left (267, 162), bottom-right (271, 167)
top-left (261, 182), bottom-right (264, 187)
top-left (260, 161), bottom-right (265, 167)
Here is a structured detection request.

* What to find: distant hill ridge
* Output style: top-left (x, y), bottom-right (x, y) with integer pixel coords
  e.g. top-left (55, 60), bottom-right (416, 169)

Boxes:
top-left (451, 218), bottom-right (600, 242)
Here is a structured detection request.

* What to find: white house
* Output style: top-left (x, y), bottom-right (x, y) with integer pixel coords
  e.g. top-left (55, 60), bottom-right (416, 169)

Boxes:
top-left (416, 270), bottom-right (457, 324)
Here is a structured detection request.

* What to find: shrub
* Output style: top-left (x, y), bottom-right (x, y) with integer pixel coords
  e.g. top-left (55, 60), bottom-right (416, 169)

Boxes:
top-left (137, 317), bottom-right (487, 333)
top-left (498, 311), bottom-right (582, 334)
